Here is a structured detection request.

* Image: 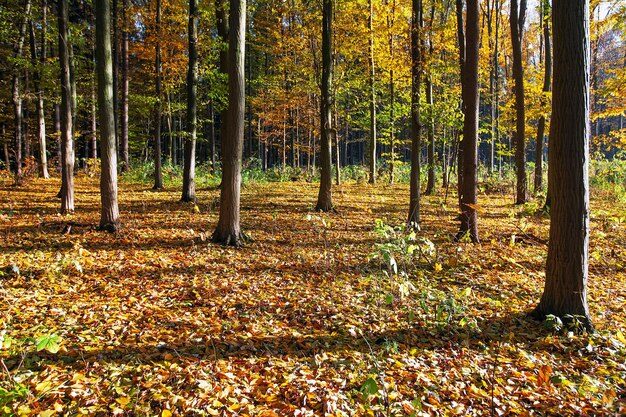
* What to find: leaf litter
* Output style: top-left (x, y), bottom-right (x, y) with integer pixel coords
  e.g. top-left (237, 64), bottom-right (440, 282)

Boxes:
top-left (0, 175), bottom-right (625, 416)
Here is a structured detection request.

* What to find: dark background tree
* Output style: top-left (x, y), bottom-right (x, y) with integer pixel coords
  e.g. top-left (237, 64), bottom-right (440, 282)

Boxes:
top-left (534, 0), bottom-right (551, 195)
top-left (532, 0), bottom-right (593, 331)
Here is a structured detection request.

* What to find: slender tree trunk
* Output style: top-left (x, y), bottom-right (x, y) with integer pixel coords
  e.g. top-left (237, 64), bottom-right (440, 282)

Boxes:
top-left (91, 68), bottom-right (97, 160)
top-left (368, 0), bottom-right (377, 184)
top-left (153, 0), bottom-right (163, 189)
top-left (535, 12), bottom-right (551, 194)
top-left (120, 0), bottom-right (130, 171)
top-left (3, 123), bottom-right (9, 171)
top-left (408, 0), bottom-right (422, 226)
top-left (455, 0), bottom-right (465, 210)
top-left (209, 101), bottom-right (216, 171)
top-left (456, 0), bottom-right (479, 243)
top-left (212, 0), bottom-right (246, 245)
top-left (58, 0), bottom-right (74, 213)
top-left (334, 104), bottom-right (340, 186)
top-left (182, 0), bottom-right (199, 202)
top-left (425, 74), bottom-right (435, 194)
top-left (532, 0), bottom-right (592, 332)
top-left (315, 0), bottom-right (333, 211)
top-left (54, 103), bottom-right (60, 172)
top-left (29, 3), bottom-right (49, 178)
top-left (96, 0), bottom-right (121, 231)
top-left (510, 0), bottom-right (528, 204)
top-left (12, 0), bottom-right (31, 180)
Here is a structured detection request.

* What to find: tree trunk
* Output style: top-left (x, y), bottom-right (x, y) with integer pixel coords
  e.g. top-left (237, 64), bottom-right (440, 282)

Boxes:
top-left (120, 0), bottom-right (130, 171)
top-left (212, 0), bottom-right (246, 246)
top-left (182, 0), bottom-right (198, 202)
top-left (215, 0), bottom-right (229, 174)
top-left (535, 11), bottom-right (551, 194)
top-left (58, 0), bottom-right (74, 213)
top-left (425, 74), bottom-right (435, 194)
top-left (368, 0), bottom-right (377, 184)
top-left (91, 69), bottom-right (97, 160)
top-left (408, 0), bottom-right (422, 227)
top-left (315, 0), bottom-right (333, 211)
top-left (12, 0), bottom-right (31, 180)
top-left (29, 2), bottom-right (49, 179)
top-left (510, 0), bottom-right (528, 204)
top-left (96, 0), bottom-right (121, 232)
top-left (456, 0), bottom-right (479, 243)
top-left (532, 0), bottom-right (592, 332)
top-left (153, 0), bottom-right (163, 189)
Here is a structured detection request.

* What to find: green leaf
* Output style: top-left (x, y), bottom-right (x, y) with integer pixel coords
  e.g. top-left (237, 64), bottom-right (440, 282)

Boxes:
top-left (35, 334), bottom-right (62, 354)
top-left (360, 377), bottom-right (378, 396)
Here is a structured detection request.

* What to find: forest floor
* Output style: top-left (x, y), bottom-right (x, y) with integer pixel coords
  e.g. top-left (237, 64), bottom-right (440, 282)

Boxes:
top-left (1, 171), bottom-right (625, 416)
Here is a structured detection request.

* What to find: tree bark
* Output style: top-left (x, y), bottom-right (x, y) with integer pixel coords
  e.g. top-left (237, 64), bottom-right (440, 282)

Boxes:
top-left (532, 0), bottom-right (592, 332)
top-left (212, 0), bottom-right (247, 246)
top-left (12, 0), bottom-right (31, 180)
top-left (315, 0), bottom-right (333, 211)
top-left (534, 10), bottom-right (551, 194)
top-left (408, 0), bottom-right (422, 227)
top-left (96, 0), bottom-right (121, 232)
top-left (120, 0), bottom-right (130, 171)
top-left (182, 0), bottom-right (198, 202)
top-left (456, 0), bottom-right (479, 243)
top-left (153, 0), bottom-right (163, 189)
top-left (368, 0), bottom-right (376, 184)
top-left (510, 0), bottom-right (528, 204)
top-left (29, 1), bottom-right (49, 179)
top-left (58, 0), bottom-right (74, 213)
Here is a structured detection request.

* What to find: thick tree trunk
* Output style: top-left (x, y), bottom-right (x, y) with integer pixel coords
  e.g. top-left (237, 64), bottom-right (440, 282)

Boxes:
top-left (58, 0), bottom-right (74, 213)
top-left (368, 0), bottom-right (377, 184)
top-left (120, 0), bottom-right (130, 171)
top-left (29, 4), bottom-right (49, 179)
top-left (182, 0), bottom-right (198, 202)
top-left (96, 0), bottom-right (121, 232)
top-left (315, 0), bottom-right (333, 211)
top-left (212, 0), bottom-right (246, 246)
top-left (535, 14), bottom-right (551, 194)
top-left (533, 0), bottom-right (592, 332)
top-left (153, 0), bottom-right (163, 189)
top-left (456, 0), bottom-right (479, 243)
top-left (408, 0), bottom-right (422, 227)
top-left (510, 0), bottom-right (528, 204)
top-left (215, 0), bottom-right (229, 173)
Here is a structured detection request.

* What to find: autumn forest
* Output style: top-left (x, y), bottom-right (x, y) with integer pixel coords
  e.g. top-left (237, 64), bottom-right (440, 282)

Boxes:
top-left (1, 0), bottom-right (625, 415)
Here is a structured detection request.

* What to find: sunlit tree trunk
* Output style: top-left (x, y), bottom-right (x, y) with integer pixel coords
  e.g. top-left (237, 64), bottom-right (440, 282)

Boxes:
top-left (96, 0), bottom-right (121, 231)
top-left (182, 0), bottom-right (198, 202)
top-left (120, 0), bottom-right (130, 171)
top-left (510, 0), bottom-right (528, 204)
top-left (12, 0), bottom-right (31, 180)
top-left (456, 0), bottom-right (479, 243)
top-left (535, 8), bottom-right (551, 194)
top-left (408, 0), bottom-right (422, 227)
top-left (215, 0), bottom-right (229, 173)
top-left (212, 0), bottom-right (247, 246)
top-left (153, 0), bottom-right (163, 189)
top-left (29, 1), bottom-right (49, 179)
top-left (315, 0), bottom-right (333, 211)
top-left (368, 0), bottom-right (377, 184)
top-left (58, 0), bottom-right (74, 213)
top-left (533, 0), bottom-right (592, 332)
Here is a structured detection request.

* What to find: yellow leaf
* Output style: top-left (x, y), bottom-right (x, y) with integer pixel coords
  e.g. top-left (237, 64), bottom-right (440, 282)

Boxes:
top-left (116, 397), bottom-right (131, 408)
top-left (616, 330), bottom-right (626, 345)
top-left (35, 380), bottom-right (53, 393)
top-left (38, 411), bottom-right (56, 417)
top-left (161, 410), bottom-right (172, 417)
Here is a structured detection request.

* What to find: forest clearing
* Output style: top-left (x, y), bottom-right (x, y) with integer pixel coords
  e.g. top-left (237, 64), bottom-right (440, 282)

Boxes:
top-left (1, 173), bottom-right (625, 416)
